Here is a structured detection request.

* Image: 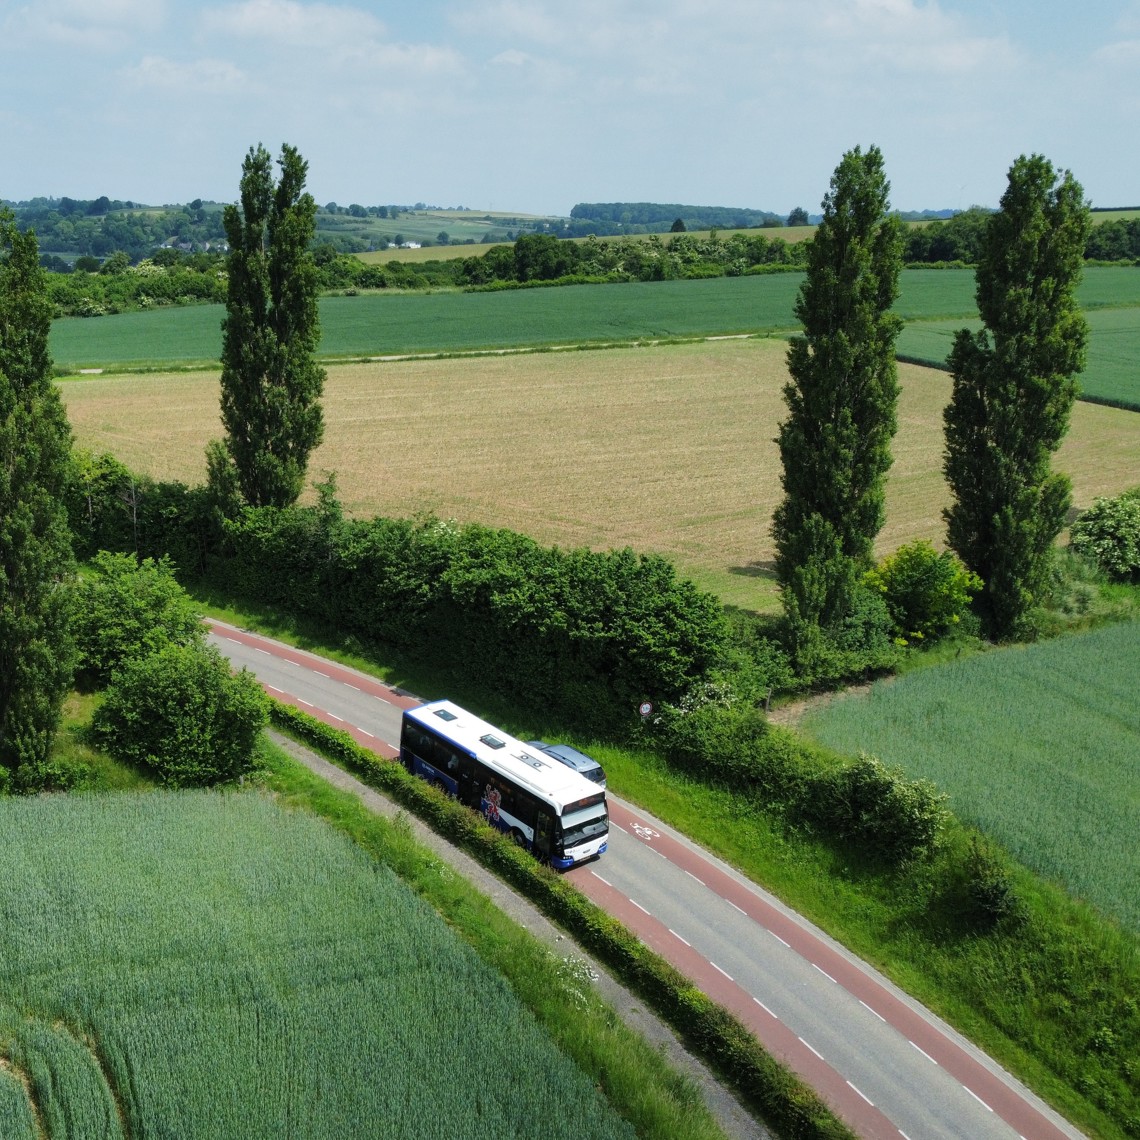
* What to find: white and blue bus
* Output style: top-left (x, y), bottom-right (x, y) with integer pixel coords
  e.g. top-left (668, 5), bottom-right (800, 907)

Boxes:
top-left (400, 700), bottom-right (609, 869)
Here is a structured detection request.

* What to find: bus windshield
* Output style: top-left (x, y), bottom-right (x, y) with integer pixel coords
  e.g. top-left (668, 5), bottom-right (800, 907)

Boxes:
top-left (560, 805), bottom-right (608, 849)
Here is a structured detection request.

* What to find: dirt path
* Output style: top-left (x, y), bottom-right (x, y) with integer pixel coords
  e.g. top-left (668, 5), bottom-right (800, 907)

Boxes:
top-left (765, 681), bottom-right (877, 731)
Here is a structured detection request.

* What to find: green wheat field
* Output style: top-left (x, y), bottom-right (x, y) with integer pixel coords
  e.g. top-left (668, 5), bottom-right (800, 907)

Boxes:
top-left (803, 622), bottom-right (1140, 931)
top-left (0, 792), bottom-right (633, 1140)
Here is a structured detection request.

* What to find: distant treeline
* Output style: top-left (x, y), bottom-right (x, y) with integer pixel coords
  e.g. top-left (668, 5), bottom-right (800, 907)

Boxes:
top-left (454, 231), bottom-right (807, 286)
top-left (7, 197), bottom-right (226, 260)
top-left (567, 202), bottom-right (786, 235)
top-left (40, 246), bottom-right (434, 318)
top-left (902, 206), bottom-right (1140, 264)
top-left (33, 209), bottom-right (1140, 319)
top-left (15, 193), bottom-right (1140, 283)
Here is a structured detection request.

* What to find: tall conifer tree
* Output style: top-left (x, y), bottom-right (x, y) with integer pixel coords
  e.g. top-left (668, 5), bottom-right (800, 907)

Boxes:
top-left (216, 143), bottom-right (325, 509)
top-left (772, 145), bottom-right (903, 637)
top-left (0, 213), bottom-right (76, 783)
top-left (943, 155), bottom-right (1090, 639)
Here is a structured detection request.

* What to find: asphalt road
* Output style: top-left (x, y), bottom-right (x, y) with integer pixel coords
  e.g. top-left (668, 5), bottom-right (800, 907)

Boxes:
top-left (208, 620), bottom-right (1085, 1140)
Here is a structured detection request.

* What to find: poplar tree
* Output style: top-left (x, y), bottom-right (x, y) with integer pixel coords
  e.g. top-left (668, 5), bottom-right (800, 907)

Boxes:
top-left (0, 213), bottom-right (76, 783)
top-left (216, 143), bottom-right (325, 509)
top-left (943, 155), bottom-right (1090, 639)
top-left (772, 145), bottom-right (903, 637)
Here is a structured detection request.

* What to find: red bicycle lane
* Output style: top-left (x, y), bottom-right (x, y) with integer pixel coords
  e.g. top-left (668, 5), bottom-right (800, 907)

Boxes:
top-left (593, 800), bottom-right (1073, 1140)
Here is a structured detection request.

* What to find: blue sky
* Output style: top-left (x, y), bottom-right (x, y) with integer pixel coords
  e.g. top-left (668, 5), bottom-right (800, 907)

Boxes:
top-left (1, 0), bottom-right (1137, 216)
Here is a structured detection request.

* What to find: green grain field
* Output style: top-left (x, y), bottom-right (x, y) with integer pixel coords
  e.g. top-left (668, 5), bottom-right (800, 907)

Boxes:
top-left (0, 791), bottom-right (634, 1140)
top-left (48, 274), bottom-right (809, 369)
top-left (802, 622), bottom-right (1140, 931)
top-left (898, 305), bottom-right (1140, 409)
top-left (49, 267), bottom-right (1140, 399)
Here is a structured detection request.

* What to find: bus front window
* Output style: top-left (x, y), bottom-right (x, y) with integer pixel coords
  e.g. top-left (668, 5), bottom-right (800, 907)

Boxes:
top-left (560, 806), bottom-right (608, 850)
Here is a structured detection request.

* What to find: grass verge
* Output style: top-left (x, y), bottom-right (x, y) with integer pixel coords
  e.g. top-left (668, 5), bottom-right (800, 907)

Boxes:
top-left (586, 743), bottom-right (1139, 1140)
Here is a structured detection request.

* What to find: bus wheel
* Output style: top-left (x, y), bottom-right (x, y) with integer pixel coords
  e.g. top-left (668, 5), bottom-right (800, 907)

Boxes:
top-left (509, 829), bottom-right (527, 849)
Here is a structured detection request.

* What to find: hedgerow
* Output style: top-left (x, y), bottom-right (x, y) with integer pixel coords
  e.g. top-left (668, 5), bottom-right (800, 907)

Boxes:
top-left (645, 702), bottom-right (947, 866)
top-left (67, 456), bottom-right (728, 734)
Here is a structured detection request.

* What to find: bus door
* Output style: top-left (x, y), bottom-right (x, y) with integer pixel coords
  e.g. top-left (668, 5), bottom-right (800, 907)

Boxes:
top-left (457, 754), bottom-right (479, 808)
top-left (533, 810), bottom-right (554, 863)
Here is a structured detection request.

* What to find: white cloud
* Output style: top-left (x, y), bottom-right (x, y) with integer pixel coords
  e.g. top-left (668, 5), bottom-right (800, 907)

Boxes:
top-left (199, 0), bottom-right (463, 80)
top-left (1094, 37), bottom-right (1140, 62)
top-left (120, 55), bottom-right (251, 95)
top-left (202, 0), bottom-right (384, 47)
top-left (490, 48), bottom-right (532, 67)
top-left (0, 0), bottom-right (164, 49)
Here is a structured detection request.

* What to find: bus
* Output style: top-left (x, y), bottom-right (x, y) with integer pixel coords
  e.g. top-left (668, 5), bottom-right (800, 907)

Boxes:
top-left (400, 700), bottom-right (609, 869)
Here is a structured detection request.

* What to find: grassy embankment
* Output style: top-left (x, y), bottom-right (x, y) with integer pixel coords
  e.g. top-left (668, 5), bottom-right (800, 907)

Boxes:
top-left (804, 620), bottom-right (1140, 932)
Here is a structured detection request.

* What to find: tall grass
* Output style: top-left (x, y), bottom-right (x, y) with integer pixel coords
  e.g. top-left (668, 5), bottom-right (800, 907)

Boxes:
top-left (0, 791), bottom-right (635, 1139)
top-left (262, 741), bottom-right (729, 1140)
top-left (802, 621), bottom-right (1140, 931)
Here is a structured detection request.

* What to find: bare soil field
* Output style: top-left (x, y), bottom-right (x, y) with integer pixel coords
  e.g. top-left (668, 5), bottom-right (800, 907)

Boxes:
top-left (60, 338), bottom-right (1140, 611)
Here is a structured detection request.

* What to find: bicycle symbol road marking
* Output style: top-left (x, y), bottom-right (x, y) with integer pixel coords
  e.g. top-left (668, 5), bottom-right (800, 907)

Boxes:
top-left (630, 822), bottom-right (660, 841)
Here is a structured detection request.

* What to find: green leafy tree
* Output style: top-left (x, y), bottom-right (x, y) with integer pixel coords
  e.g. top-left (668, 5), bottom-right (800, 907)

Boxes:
top-left (215, 143), bottom-right (325, 509)
top-left (772, 146), bottom-right (904, 639)
top-left (92, 641), bottom-right (268, 787)
top-left (72, 551), bottom-right (204, 685)
top-left (0, 213), bottom-right (77, 784)
top-left (786, 207), bottom-right (809, 227)
top-left (864, 540), bottom-right (981, 645)
top-left (943, 155), bottom-right (1090, 638)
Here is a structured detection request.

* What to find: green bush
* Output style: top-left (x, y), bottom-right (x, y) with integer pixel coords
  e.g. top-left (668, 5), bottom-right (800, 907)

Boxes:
top-left (72, 551), bottom-right (204, 684)
top-left (864, 540), bottom-right (982, 644)
top-left (960, 835), bottom-right (1023, 932)
top-left (67, 450), bottom-right (218, 571)
top-left (651, 702), bottom-right (946, 866)
top-left (1070, 490), bottom-right (1140, 582)
top-left (809, 753), bottom-right (948, 865)
top-left (92, 642), bottom-right (268, 786)
top-left (652, 702), bottom-right (816, 806)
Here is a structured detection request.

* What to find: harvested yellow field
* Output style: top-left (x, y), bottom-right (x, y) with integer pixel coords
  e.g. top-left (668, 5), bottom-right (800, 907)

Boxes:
top-left (59, 339), bottom-right (1140, 612)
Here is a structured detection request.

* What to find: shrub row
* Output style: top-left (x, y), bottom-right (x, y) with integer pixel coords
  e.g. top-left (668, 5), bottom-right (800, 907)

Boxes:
top-left (226, 505), bottom-right (726, 732)
top-left (269, 701), bottom-right (856, 1140)
top-left (646, 702), bottom-right (948, 866)
top-left (67, 456), bottom-right (729, 735)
